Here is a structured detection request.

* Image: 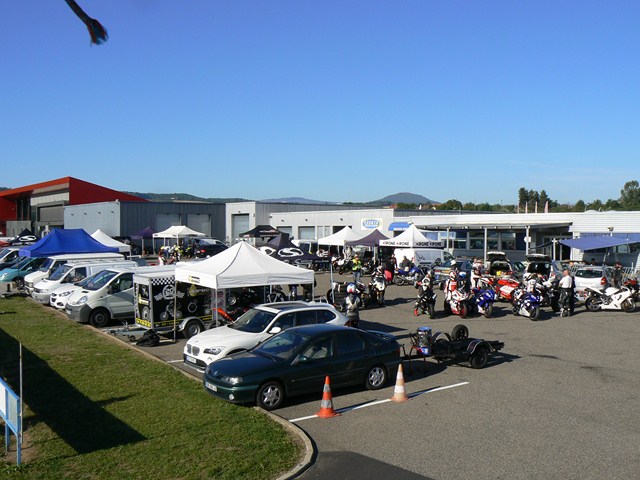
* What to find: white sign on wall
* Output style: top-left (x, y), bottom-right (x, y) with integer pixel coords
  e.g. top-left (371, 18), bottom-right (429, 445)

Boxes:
top-left (361, 218), bottom-right (383, 230)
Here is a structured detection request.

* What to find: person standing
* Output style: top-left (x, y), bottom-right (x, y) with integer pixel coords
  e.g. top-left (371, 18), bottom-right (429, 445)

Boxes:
top-left (352, 254), bottom-right (363, 284)
top-left (611, 262), bottom-right (623, 289)
top-left (559, 268), bottom-right (575, 315)
top-left (344, 284), bottom-right (361, 328)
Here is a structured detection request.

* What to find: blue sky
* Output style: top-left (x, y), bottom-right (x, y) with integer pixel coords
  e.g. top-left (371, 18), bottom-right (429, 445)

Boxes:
top-left (1, 1), bottom-right (638, 205)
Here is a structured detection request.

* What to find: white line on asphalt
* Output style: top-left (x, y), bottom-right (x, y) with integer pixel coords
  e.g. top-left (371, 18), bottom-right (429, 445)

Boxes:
top-left (166, 360), bottom-right (183, 363)
top-left (289, 381), bottom-right (469, 423)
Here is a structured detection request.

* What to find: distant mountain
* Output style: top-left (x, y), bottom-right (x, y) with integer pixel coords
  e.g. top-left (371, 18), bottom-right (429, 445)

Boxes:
top-left (124, 192), bottom-right (248, 203)
top-left (370, 192), bottom-right (438, 206)
top-left (0, 187), bottom-right (9, 192)
top-left (261, 197), bottom-right (340, 205)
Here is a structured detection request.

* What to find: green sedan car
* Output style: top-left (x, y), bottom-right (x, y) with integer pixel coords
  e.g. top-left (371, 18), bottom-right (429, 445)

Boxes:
top-left (203, 324), bottom-right (401, 410)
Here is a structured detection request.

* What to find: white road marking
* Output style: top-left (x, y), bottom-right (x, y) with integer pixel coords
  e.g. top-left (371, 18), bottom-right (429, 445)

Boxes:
top-left (166, 360), bottom-right (184, 363)
top-left (289, 381), bottom-right (469, 423)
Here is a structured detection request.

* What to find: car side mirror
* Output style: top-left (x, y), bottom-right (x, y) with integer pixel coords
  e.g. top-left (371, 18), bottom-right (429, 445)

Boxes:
top-left (292, 355), bottom-right (308, 366)
top-left (268, 326), bottom-right (282, 335)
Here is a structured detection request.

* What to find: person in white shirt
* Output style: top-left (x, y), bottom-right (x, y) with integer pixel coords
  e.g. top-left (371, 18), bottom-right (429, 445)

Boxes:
top-left (558, 269), bottom-right (575, 314)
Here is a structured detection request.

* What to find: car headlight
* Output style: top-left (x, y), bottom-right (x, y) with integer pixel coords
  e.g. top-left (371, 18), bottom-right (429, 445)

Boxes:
top-left (73, 296), bottom-right (88, 305)
top-left (37, 288), bottom-right (48, 294)
top-left (203, 347), bottom-right (223, 355)
top-left (60, 291), bottom-right (73, 297)
top-left (221, 376), bottom-right (242, 385)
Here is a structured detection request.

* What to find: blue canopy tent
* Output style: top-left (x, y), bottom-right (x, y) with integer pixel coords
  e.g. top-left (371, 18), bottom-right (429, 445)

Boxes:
top-left (18, 229), bottom-right (119, 257)
top-left (560, 234), bottom-right (640, 251)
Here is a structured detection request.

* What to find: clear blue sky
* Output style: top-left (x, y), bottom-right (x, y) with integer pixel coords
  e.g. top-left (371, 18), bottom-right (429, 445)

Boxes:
top-left (1, 1), bottom-right (638, 205)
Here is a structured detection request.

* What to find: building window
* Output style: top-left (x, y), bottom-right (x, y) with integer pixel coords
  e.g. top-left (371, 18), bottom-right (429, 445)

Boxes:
top-left (500, 232), bottom-right (516, 250)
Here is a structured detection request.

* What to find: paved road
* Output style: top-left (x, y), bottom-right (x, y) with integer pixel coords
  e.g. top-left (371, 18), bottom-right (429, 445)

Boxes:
top-left (125, 272), bottom-right (640, 480)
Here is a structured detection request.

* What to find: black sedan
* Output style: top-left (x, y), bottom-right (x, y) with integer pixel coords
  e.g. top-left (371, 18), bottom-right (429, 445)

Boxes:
top-left (203, 324), bottom-right (401, 410)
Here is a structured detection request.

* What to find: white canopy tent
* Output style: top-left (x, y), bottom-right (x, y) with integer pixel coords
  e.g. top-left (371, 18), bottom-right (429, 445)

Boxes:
top-left (175, 241), bottom-right (314, 289)
top-left (317, 226), bottom-right (365, 246)
top-left (379, 224), bottom-right (443, 248)
top-left (153, 225), bottom-right (206, 240)
top-left (91, 229), bottom-right (131, 254)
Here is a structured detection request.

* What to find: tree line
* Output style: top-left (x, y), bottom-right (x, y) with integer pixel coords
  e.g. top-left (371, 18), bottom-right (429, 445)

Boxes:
top-left (396, 179), bottom-right (640, 212)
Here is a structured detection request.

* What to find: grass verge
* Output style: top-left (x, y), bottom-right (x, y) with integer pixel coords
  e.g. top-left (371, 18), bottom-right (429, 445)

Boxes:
top-left (0, 296), bottom-right (300, 480)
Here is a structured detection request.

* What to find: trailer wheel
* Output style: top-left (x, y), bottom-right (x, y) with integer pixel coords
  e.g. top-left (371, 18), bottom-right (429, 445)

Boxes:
top-left (470, 347), bottom-right (489, 369)
top-left (89, 308), bottom-right (111, 328)
top-left (451, 324), bottom-right (469, 341)
top-left (183, 320), bottom-right (202, 339)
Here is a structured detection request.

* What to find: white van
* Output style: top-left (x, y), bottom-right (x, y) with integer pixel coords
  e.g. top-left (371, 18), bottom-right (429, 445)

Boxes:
top-left (24, 253), bottom-right (124, 295)
top-left (394, 248), bottom-right (454, 268)
top-left (65, 265), bottom-right (176, 328)
top-left (32, 260), bottom-right (140, 304)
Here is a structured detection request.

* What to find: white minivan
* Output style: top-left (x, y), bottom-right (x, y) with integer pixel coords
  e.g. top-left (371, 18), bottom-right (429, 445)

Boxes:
top-left (394, 248), bottom-right (454, 268)
top-left (32, 260), bottom-right (140, 304)
top-left (24, 253), bottom-right (124, 295)
top-left (65, 265), bottom-right (175, 328)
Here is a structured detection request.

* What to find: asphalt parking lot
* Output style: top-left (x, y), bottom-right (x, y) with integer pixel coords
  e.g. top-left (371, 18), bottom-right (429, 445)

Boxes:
top-left (106, 272), bottom-right (639, 480)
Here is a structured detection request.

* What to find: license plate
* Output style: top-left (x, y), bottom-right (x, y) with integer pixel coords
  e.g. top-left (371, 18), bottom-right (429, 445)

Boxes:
top-left (205, 381), bottom-right (218, 392)
top-left (185, 355), bottom-right (197, 364)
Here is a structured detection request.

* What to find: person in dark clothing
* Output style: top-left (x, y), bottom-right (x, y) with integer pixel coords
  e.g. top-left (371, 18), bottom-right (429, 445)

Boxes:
top-left (611, 262), bottom-right (623, 289)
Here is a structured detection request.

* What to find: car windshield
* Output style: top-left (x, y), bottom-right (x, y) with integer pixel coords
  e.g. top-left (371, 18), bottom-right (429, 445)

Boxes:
top-left (75, 275), bottom-right (94, 287)
top-left (11, 256), bottom-right (32, 270)
top-left (49, 264), bottom-right (73, 281)
top-left (228, 309), bottom-right (277, 333)
top-left (38, 258), bottom-right (55, 272)
top-left (0, 248), bottom-right (10, 260)
top-left (84, 270), bottom-right (118, 290)
top-left (253, 331), bottom-right (309, 360)
top-left (575, 269), bottom-right (604, 279)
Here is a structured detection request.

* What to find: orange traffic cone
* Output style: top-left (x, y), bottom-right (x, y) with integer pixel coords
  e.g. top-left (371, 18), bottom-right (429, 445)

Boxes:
top-left (390, 363), bottom-right (409, 402)
top-left (315, 376), bottom-right (341, 418)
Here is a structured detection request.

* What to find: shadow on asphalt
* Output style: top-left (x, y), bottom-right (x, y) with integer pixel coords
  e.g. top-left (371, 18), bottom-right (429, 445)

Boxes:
top-left (300, 450), bottom-right (433, 479)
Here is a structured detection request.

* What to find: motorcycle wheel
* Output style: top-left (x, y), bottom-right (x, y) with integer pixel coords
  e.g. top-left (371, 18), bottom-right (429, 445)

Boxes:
top-left (459, 303), bottom-right (468, 319)
top-left (551, 302), bottom-right (560, 313)
top-left (585, 296), bottom-right (602, 312)
top-left (443, 301), bottom-right (451, 315)
top-left (483, 303), bottom-right (493, 319)
top-left (512, 304), bottom-right (519, 315)
top-left (529, 306), bottom-right (540, 321)
top-left (427, 303), bottom-right (435, 319)
top-left (621, 298), bottom-right (636, 313)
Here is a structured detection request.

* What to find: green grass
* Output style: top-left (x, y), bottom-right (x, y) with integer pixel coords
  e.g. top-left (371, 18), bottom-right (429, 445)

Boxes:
top-left (0, 297), bottom-right (301, 480)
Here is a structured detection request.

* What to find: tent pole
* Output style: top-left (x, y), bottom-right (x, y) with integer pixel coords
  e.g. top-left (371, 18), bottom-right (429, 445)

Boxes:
top-left (173, 277), bottom-right (177, 343)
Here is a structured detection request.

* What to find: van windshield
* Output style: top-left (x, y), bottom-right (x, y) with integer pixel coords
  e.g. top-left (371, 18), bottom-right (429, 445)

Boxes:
top-left (39, 258), bottom-right (55, 272)
top-left (49, 264), bottom-right (73, 281)
top-left (84, 270), bottom-right (118, 291)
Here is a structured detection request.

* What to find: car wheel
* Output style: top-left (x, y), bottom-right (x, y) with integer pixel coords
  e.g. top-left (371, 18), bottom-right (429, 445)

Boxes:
top-left (89, 308), bottom-right (111, 328)
top-left (585, 296), bottom-right (601, 312)
top-left (256, 381), bottom-right (285, 410)
top-left (470, 347), bottom-right (489, 369)
top-left (182, 320), bottom-right (202, 339)
top-left (483, 304), bottom-right (493, 318)
top-left (451, 324), bottom-right (469, 340)
top-left (621, 298), bottom-right (635, 313)
top-left (365, 365), bottom-right (388, 390)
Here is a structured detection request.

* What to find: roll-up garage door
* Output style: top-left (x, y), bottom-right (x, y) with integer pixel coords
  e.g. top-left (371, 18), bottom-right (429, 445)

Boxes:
top-left (187, 214), bottom-right (211, 236)
top-left (298, 226), bottom-right (316, 240)
top-left (156, 213), bottom-right (181, 232)
top-left (232, 214), bottom-right (250, 241)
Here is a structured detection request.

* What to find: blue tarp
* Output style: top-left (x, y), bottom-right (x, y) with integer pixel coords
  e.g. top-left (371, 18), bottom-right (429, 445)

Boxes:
top-left (388, 222), bottom-right (411, 232)
top-left (560, 233), bottom-right (640, 251)
top-left (19, 229), bottom-right (120, 257)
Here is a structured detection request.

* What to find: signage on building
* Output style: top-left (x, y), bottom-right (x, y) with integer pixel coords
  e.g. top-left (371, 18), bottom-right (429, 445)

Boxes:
top-left (361, 218), bottom-right (383, 230)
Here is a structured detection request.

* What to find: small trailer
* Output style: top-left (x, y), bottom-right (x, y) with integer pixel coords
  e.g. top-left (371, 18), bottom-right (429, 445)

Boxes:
top-left (406, 324), bottom-right (504, 369)
top-left (133, 270), bottom-right (226, 339)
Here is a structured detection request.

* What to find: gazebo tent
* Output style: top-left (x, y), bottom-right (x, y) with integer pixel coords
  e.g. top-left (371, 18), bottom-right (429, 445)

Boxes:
top-left (560, 234), bottom-right (640, 251)
top-left (265, 233), bottom-right (325, 266)
top-left (317, 226), bottom-right (365, 246)
top-left (238, 225), bottom-right (281, 239)
top-left (8, 229), bottom-right (39, 246)
top-left (91, 229), bottom-right (131, 254)
top-left (131, 226), bottom-right (155, 255)
top-left (175, 241), bottom-right (314, 289)
top-left (18, 229), bottom-right (120, 257)
top-left (345, 229), bottom-right (389, 247)
top-left (379, 225), bottom-right (444, 248)
top-left (153, 225), bottom-right (206, 240)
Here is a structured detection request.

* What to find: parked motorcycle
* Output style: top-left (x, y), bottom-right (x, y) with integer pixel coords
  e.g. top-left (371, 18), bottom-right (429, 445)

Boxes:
top-left (326, 281), bottom-right (370, 309)
top-left (623, 278), bottom-right (640, 302)
top-left (414, 278), bottom-right (436, 318)
top-left (584, 286), bottom-right (635, 312)
top-left (470, 287), bottom-right (496, 318)
top-left (394, 266), bottom-right (425, 286)
top-left (368, 271), bottom-right (386, 306)
top-left (511, 288), bottom-right (541, 320)
top-left (444, 289), bottom-right (470, 318)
